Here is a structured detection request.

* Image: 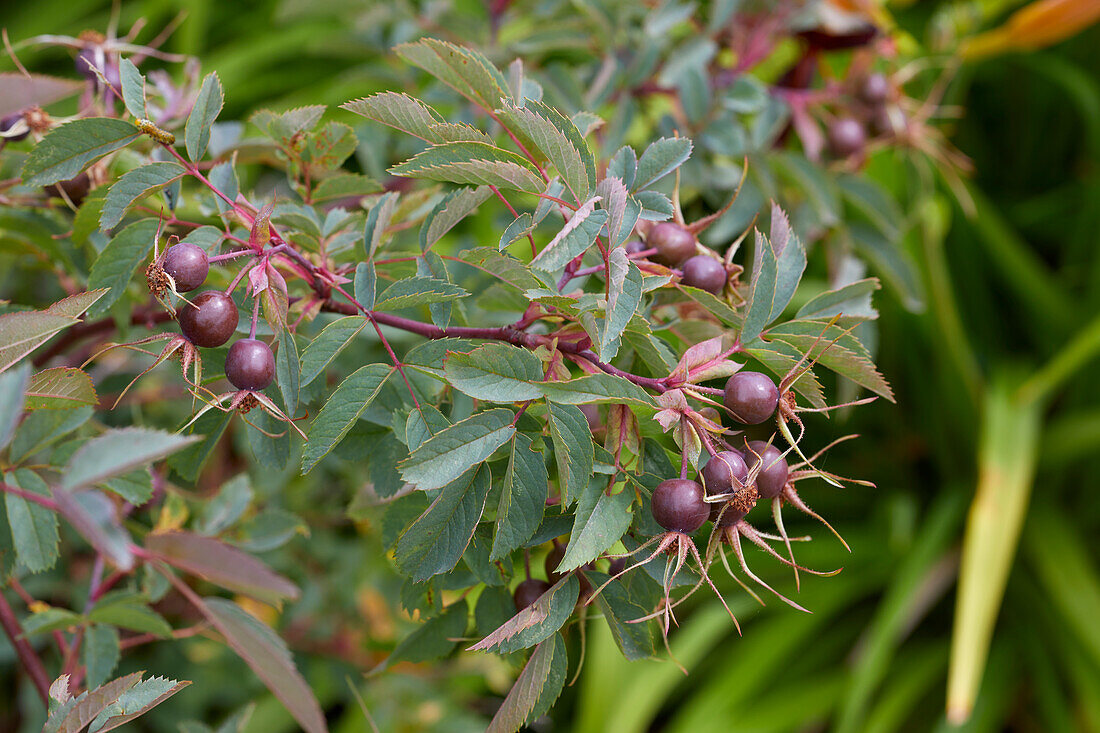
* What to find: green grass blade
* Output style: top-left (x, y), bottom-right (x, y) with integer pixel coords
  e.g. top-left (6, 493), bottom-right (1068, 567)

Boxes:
top-left (835, 489), bottom-right (966, 733)
top-left (946, 378), bottom-right (1041, 724)
top-left (1024, 503), bottom-right (1100, 668)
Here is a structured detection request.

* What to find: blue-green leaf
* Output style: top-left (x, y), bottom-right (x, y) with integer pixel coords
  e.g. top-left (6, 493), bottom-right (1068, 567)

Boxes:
top-left (390, 142), bottom-right (544, 193)
top-left (372, 599), bottom-right (469, 673)
top-left (84, 624), bottom-right (121, 689)
top-left (301, 364), bottom-right (392, 473)
top-left (0, 363), bottom-right (30, 450)
top-left (740, 203), bottom-right (806, 342)
top-left (22, 118), bottom-right (139, 186)
top-left (469, 575), bottom-right (579, 653)
top-left (398, 409), bottom-right (516, 491)
top-left (100, 163), bottom-right (185, 229)
top-left (542, 374), bottom-right (657, 408)
top-left (490, 433), bottom-right (548, 561)
top-left (298, 316), bottom-right (367, 388)
top-left (62, 427), bottom-right (198, 491)
top-left (86, 219), bottom-right (160, 317)
top-left (487, 634), bottom-right (568, 732)
top-left (419, 186), bottom-right (492, 251)
top-left (186, 72), bottom-right (224, 161)
top-left (530, 198), bottom-right (608, 272)
top-left (394, 465), bottom-right (493, 580)
top-left (546, 401), bottom-right (593, 506)
top-left (354, 262), bottom-right (376, 312)
top-left (118, 59), bottom-right (146, 119)
top-left (633, 137), bottom-right (692, 191)
top-left (3, 469), bottom-right (59, 573)
top-left (558, 479), bottom-right (633, 572)
top-left (374, 277), bottom-right (469, 312)
top-left (444, 343), bottom-right (545, 402)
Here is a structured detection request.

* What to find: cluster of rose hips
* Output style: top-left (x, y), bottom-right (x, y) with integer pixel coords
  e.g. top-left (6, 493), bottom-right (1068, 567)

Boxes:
top-left (625, 221), bottom-right (729, 295)
top-left (159, 242), bottom-right (275, 392)
top-left (510, 365), bottom-right (803, 621)
top-left (651, 370), bottom-right (783, 536)
top-left (828, 71), bottom-right (905, 159)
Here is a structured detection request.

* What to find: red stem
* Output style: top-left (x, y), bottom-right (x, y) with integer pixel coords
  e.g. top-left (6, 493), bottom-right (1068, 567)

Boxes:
top-left (119, 622), bottom-right (209, 650)
top-left (489, 184), bottom-right (538, 257)
top-left (8, 579), bottom-right (69, 658)
top-left (0, 591), bottom-right (51, 705)
top-left (319, 299), bottom-right (667, 393)
top-left (33, 309), bottom-right (174, 367)
top-left (328, 283), bottom-right (422, 408)
top-left (0, 482), bottom-right (59, 511)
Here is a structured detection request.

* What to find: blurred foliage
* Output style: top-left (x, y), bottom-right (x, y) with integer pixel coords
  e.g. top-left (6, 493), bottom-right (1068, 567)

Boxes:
top-left (1, 0), bottom-right (1099, 731)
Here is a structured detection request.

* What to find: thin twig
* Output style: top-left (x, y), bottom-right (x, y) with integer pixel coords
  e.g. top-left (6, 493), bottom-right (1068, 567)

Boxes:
top-left (0, 591), bottom-right (51, 705)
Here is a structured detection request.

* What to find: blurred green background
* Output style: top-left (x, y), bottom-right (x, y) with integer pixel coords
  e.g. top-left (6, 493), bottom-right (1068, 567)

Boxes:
top-left (2, 1), bottom-right (1099, 731)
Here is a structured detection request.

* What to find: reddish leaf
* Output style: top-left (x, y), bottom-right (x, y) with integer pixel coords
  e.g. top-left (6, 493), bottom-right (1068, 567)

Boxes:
top-left (145, 531), bottom-right (299, 605)
top-left (25, 367), bottom-right (98, 410)
top-left (53, 672), bottom-right (143, 733)
top-left (249, 200), bottom-right (275, 250)
top-left (197, 597), bottom-right (327, 733)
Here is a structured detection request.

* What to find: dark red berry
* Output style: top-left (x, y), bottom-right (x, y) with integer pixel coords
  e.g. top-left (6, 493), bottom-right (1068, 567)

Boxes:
top-left (723, 371), bottom-right (779, 425)
top-left (859, 73), bottom-right (890, 105)
top-left (514, 578), bottom-right (552, 611)
top-left (544, 545), bottom-right (566, 585)
top-left (701, 451), bottom-right (749, 496)
top-left (225, 339), bottom-right (275, 391)
top-left (162, 243), bottom-right (209, 292)
top-left (651, 479), bottom-right (709, 534)
top-left (681, 255), bottom-right (726, 294)
top-left (745, 441), bottom-right (789, 500)
top-left (647, 222), bottom-right (696, 266)
top-left (44, 173), bottom-right (91, 206)
top-left (624, 240), bottom-right (647, 255)
top-left (178, 290), bottom-right (238, 348)
top-left (1, 112), bottom-right (28, 142)
top-left (710, 502), bottom-right (747, 528)
top-left (827, 117), bottom-right (866, 158)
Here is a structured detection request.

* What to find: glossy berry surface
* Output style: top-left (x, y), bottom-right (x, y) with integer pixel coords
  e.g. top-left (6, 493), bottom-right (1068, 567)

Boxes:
top-left (702, 451), bottom-right (749, 496)
top-left (710, 503), bottom-right (747, 528)
top-left (624, 240), bottom-right (647, 255)
top-left (162, 243), bottom-right (209, 292)
top-left (647, 222), bottom-right (697, 266)
top-left (828, 117), bottom-right (866, 157)
top-left (745, 441), bottom-right (789, 500)
top-left (514, 578), bottom-right (552, 611)
top-left (225, 339), bottom-right (275, 391)
top-left (651, 479), bottom-right (710, 533)
top-left (859, 73), bottom-right (890, 104)
top-left (681, 255), bottom-right (726, 294)
top-left (723, 371), bottom-right (780, 425)
top-left (178, 290), bottom-right (238, 348)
